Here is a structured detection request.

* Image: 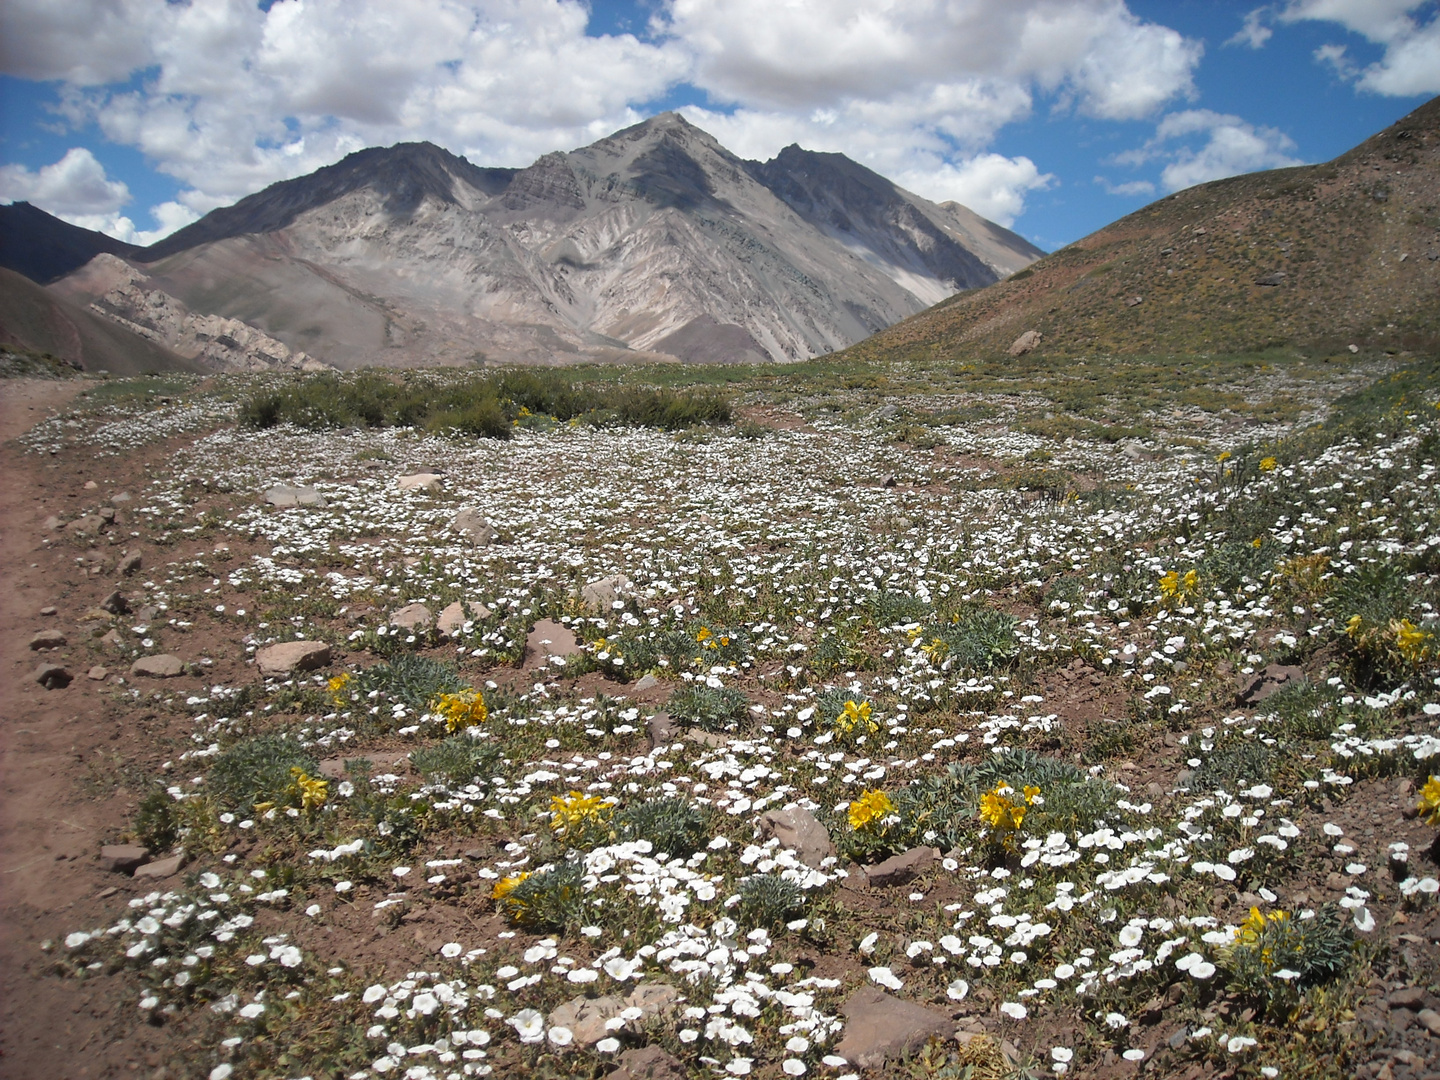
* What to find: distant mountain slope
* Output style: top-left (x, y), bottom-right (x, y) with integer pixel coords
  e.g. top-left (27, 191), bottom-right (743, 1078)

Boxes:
top-left (846, 95), bottom-right (1440, 361)
top-left (0, 266), bottom-right (200, 375)
top-left (0, 202), bottom-right (140, 284)
top-left (45, 114), bottom-right (1040, 368)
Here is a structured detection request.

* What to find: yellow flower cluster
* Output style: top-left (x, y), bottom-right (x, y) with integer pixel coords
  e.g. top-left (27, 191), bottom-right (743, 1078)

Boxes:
top-left (288, 767), bottom-right (328, 810)
top-left (1417, 777), bottom-right (1440, 826)
top-left (696, 627), bottom-right (732, 649)
top-left (1158, 569), bottom-right (1198, 602)
top-left (327, 672), bottom-right (352, 706)
top-left (979, 783), bottom-right (1040, 845)
top-left (920, 637), bottom-right (949, 663)
top-left (1259, 456), bottom-right (1278, 472)
top-left (1232, 905), bottom-right (1289, 949)
top-left (550, 790), bottom-right (611, 836)
top-left (834, 699), bottom-right (877, 735)
top-left (431, 690), bottom-right (489, 733)
top-left (492, 872), bottom-right (529, 900)
top-left (847, 788), bottom-right (895, 831)
top-left (1394, 618), bottom-right (1435, 665)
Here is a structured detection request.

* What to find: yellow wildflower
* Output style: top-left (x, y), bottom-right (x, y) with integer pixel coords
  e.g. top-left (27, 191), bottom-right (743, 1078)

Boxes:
top-left (921, 637), bottom-right (949, 663)
top-left (1216, 450), bottom-right (1232, 463)
top-left (1232, 906), bottom-right (1289, 948)
top-left (1393, 618), bottom-right (1434, 664)
top-left (1345, 614), bottom-right (1365, 639)
top-left (1251, 537), bottom-right (1263, 548)
top-left (431, 689), bottom-right (488, 733)
top-left (696, 626), bottom-right (713, 644)
top-left (492, 872), bottom-right (529, 900)
top-left (550, 791), bottom-right (611, 836)
top-left (288, 767), bottom-right (328, 810)
top-left (979, 783), bottom-right (1040, 850)
top-left (847, 788), bottom-right (895, 831)
top-left (835, 699), bottom-right (876, 735)
top-left (1159, 569), bottom-right (1198, 602)
top-left (1259, 457), bottom-right (1278, 472)
top-left (1417, 777), bottom-right (1440, 826)
top-left (327, 672), bottom-right (353, 705)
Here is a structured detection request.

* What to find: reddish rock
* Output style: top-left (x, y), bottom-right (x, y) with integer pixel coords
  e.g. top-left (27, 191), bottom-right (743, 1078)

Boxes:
top-left (99, 844), bottom-right (150, 873)
top-left (131, 654), bottom-right (184, 678)
top-left (759, 805), bottom-right (835, 868)
top-left (256, 640), bottom-right (331, 677)
top-left (863, 845), bottom-right (939, 887)
top-left (832, 985), bottom-right (955, 1068)
top-left (133, 853), bottom-right (185, 879)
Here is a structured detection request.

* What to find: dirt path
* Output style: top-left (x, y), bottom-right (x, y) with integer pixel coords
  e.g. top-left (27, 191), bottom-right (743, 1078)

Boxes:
top-left (0, 388), bottom-right (179, 1078)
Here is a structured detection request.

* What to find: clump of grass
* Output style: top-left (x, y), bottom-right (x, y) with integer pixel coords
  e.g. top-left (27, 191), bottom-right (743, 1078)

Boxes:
top-left (923, 606), bottom-right (1020, 672)
top-left (864, 590), bottom-right (930, 627)
top-left (238, 369), bottom-right (732, 438)
top-left (493, 860), bottom-right (587, 931)
top-left (208, 734), bottom-right (319, 810)
top-left (667, 684), bottom-right (750, 732)
top-left (358, 654), bottom-right (468, 710)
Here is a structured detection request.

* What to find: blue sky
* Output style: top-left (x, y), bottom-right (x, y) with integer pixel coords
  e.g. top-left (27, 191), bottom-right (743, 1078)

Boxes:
top-left (1, 0), bottom-right (1436, 250)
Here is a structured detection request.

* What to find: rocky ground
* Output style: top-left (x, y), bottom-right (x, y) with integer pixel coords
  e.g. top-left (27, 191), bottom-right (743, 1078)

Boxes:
top-left (2, 358), bottom-right (1439, 1080)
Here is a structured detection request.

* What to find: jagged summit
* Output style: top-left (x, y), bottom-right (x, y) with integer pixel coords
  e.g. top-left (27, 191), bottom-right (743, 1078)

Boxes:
top-left (43, 116), bottom-right (1042, 367)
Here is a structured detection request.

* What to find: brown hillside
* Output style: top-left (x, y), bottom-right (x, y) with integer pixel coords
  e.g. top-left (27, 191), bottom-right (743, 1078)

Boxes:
top-left (847, 95), bottom-right (1440, 360)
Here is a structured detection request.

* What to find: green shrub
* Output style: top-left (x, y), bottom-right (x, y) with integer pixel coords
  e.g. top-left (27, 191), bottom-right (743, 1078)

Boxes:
top-left (926, 607), bottom-right (1020, 671)
top-left (614, 798), bottom-right (708, 858)
top-left (208, 734), bottom-right (319, 810)
top-left (737, 874), bottom-right (807, 928)
top-left (409, 735), bottom-right (499, 786)
top-left (1190, 742), bottom-right (1275, 793)
top-left (1225, 906), bottom-right (1354, 1016)
top-left (864, 590), bottom-right (930, 627)
top-left (359, 654), bottom-right (468, 709)
top-left (667, 684), bottom-right (750, 731)
top-left (134, 786), bottom-right (180, 852)
top-left (495, 860), bottom-right (587, 931)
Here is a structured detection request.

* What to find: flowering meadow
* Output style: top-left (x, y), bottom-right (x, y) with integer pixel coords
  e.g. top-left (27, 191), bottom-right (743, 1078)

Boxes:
top-left (28, 353), bottom-right (1440, 1079)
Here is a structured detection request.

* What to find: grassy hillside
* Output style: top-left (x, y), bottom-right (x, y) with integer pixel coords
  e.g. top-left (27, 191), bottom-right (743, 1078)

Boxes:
top-left (846, 95), bottom-right (1440, 362)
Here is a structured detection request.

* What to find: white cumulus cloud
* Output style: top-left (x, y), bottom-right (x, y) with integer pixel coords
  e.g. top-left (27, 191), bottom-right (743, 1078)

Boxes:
top-left (0, 147), bottom-right (131, 217)
top-left (1119, 109), bottom-right (1306, 193)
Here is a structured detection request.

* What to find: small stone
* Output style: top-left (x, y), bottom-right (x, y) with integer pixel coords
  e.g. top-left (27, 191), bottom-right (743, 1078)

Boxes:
top-left (39, 606), bottom-right (57, 616)
top-left (100, 628), bottom-right (123, 649)
top-left (389, 603), bottom-right (434, 632)
top-left (99, 589), bottom-right (130, 615)
top-left (29, 629), bottom-right (67, 650)
top-left (608, 1045), bottom-right (687, 1080)
top-left (548, 994), bottom-right (624, 1045)
top-left (864, 846), bottom-right (939, 887)
top-left (65, 515), bottom-right (102, 537)
top-left (133, 853), bottom-right (185, 879)
top-left (449, 508), bottom-right (496, 545)
top-left (1007, 329), bottom-right (1042, 357)
top-left (87, 666), bottom-right (108, 680)
top-left (99, 844), bottom-right (150, 873)
top-left (634, 673), bottom-right (660, 692)
top-left (647, 711), bottom-right (676, 748)
top-left (1389, 987), bottom-right (1427, 1011)
top-left (1125, 295), bottom-right (1144, 307)
top-left (264, 485), bottom-right (325, 508)
top-left (1418, 1008), bottom-right (1440, 1037)
top-left (131, 654), bottom-right (184, 678)
top-left (110, 492), bottom-right (131, 504)
top-left (833, 986), bottom-right (954, 1069)
top-left (759, 805), bottom-right (835, 869)
top-left (34, 663), bottom-right (72, 689)
top-left (581, 573), bottom-right (631, 612)
top-left (83, 480), bottom-right (98, 490)
top-left (42, 515), bottom-right (61, 532)
top-left (396, 472), bottom-right (442, 492)
top-left (98, 506), bottom-right (116, 522)
top-left (118, 552), bottom-right (142, 575)
top-left (258, 640), bottom-right (331, 677)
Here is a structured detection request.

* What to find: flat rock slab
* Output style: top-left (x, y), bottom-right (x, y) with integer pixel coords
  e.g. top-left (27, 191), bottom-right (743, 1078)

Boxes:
top-left (581, 573), bottom-right (631, 612)
top-left (608, 1045), bottom-right (687, 1080)
top-left (131, 654), bottom-right (184, 678)
top-left (100, 844), bottom-right (150, 873)
top-left (256, 640), bottom-right (332, 677)
top-left (759, 805), bottom-right (835, 868)
top-left (527, 618), bottom-right (583, 667)
top-left (264, 485), bottom-right (325, 508)
top-left (549, 994), bottom-right (624, 1045)
top-left (863, 846), bottom-right (939, 887)
top-left (624, 982), bottom-right (680, 1018)
top-left (1236, 663), bottom-right (1304, 705)
top-left (833, 986), bottom-right (955, 1069)
top-left (133, 853), bottom-right (185, 879)
top-left (397, 473), bottom-right (442, 491)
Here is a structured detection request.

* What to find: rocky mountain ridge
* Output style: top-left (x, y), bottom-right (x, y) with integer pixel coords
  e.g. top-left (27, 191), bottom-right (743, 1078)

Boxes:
top-left (51, 113), bottom-right (1041, 367)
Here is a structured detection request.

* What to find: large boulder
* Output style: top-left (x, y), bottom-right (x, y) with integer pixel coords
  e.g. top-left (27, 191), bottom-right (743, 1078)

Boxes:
top-left (389, 603), bottom-right (434, 632)
top-left (832, 986), bottom-right (955, 1069)
top-left (581, 573), bottom-right (631, 611)
top-left (526, 619), bottom-right (583, 667)
top-left (759, 805), bottom-right (835, 868)
top-left (397, 473), bottom-right (442, 492)
top-left (1007, 330), bottom-right (1042, 357)
top-left (437, 600), bottom-right (492, 639)
top-left (449, 508), bottom-right (496, 546)
top-left (256, 640), bottom-right (332, 677)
